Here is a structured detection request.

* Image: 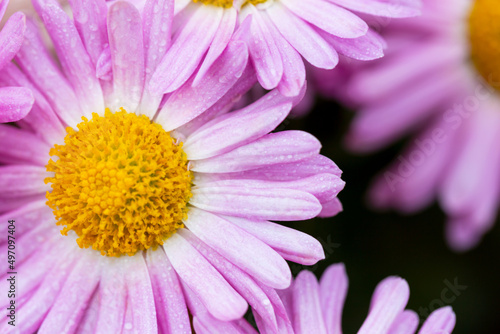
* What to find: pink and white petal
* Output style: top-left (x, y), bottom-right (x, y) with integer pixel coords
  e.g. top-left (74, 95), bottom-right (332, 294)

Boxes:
top-left (0, 165), bottom-right (50, 198)
top-left (0, 0), bottom-right (8, 21)
top-left (139, 0), bottom-right (174, 117)
top-left (16, 19), bottom-right (83, 128)
top-left (157, 40), bottom-right (248, 131)
top-left (0, 63), bottom-right (66, 143)
top-left (107, 1), bottom-right (145, 112)
top-left (190, 185), bottom-right (322, 221)
top-left (94, 259), bottom-right (127, 333)
top-left (191, 131), bottom-right (321, 173)
top-left (183, 99), bottom-right (290, 160)
top-left (194, 315), bottom-right (252, 334)
top-left (318, 197), bottom-right (343, 217)
top-left (292, 270), bottom-right (328, 334)
top-left (196, 174), bottom-right (344, 204)
top-left (11, 249), bottom-right (79, 334)
top-left (0, 125), bottom-right (51, 166)
top-left (38, 253), bottom-right (102, 334)
top-left (96, 46), bottom-right (112, 81)
top-left (242, 6), bottom-right (283, 90)
top-left (358, 277), bottom-right (410, 334)
top-left (122, 255), bottom-right (158, 334)
top-left (32, 0), bottom-right (104, 117)
top-left (75, 290), bottom-right (100, 334)
top-left (184, 208), bottom-right (291, 289)
top-left (193, 7), bottom-right (237, 86)
top-left (145, 248), bottom-right (191, 334)
top-left (0, 12), bottom-right (26, 70)
top-left (329, 0), bottom-right (421, 18)
top-left (68, 0), bottom-right (108, 66)
top-left (320, 29), bottom-right (384, 61)
top-left (163, 232), bottom-right (247, 321)
top-left (267, 2), bottom-right (338, 69)
top-left (213, 154), bottom-right (342, 181)
top-left (281, 0), bottom-right (367, 38)
top-left (0, 87), bottom-right (34, 123)
top-left (0, 199), bottom-right (52, 244)
top-left (418, 306), bottom-right (456, 334)
top-left (175, 63), bottom-right (257, 137)
top-left (260, 10), bottom-right (305, 97)
top-left (225, 215), bottom-right (325, 266)
top-left (319, 263), bottom-right (348, 334)
top-left (181, 229), bottom-right (280, 333)
top-left (150, 4), bottom-right (222, 94)
top-left (388, 310), bottom-right (419, 334)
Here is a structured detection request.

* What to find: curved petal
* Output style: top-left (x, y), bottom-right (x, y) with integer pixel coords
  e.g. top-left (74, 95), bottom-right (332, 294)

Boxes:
top-left (0, 87), bottom-right (34, 123)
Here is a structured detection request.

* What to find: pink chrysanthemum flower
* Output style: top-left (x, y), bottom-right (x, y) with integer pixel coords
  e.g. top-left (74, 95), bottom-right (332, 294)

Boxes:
top-left (0, 0), bottom-right (33, 123)
top-left (334, 0), bottom-right (500, 251)
top-left (0, 0), bottom-right (345, 332)
top-left (197, 264), bottom-right (456, 334)
top-left (147, 0), bottom-right (421, 98)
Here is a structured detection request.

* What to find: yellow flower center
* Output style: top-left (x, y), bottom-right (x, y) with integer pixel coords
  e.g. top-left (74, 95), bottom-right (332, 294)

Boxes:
top-left (468, 0), bottom-right (500, 90)
top-left (192, 0), bottom-right (233, 8)
top-left (45, 109), bottom-right (192, 257)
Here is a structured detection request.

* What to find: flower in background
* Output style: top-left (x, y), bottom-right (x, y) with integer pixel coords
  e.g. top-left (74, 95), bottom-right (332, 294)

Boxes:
top-left (212, 264), bottom-right (455, 334)
top-left (321, 0), bottom-right (500, 251)
top-left (148, 0), bottom-right (421, 99)
top-left (0, 0), bottom-right (33, 123)
top-left (0, 0), bottom-right (345, 332)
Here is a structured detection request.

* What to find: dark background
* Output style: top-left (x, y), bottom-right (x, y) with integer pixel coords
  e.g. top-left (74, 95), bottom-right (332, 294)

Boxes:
top-left (284, 98), bottom-right (500, 334)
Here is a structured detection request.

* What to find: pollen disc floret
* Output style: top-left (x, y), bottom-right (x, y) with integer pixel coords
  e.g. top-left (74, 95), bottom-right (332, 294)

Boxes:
top-left (192, 0), bottom-right (233, 8)
top-left (468, 0), bottom-right (500, 90)
top-left (45, 109), bottom-right (193, 257)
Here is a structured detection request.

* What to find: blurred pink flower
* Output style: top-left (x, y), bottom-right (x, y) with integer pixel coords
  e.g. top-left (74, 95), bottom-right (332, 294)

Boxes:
top-left (321, 0), bottom-right (500, 251)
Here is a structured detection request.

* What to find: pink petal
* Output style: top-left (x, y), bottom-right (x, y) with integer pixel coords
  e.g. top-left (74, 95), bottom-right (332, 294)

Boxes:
top-left (184, 208), bottom-right (291, 289)
top-left (193, 7), bottom-right (237, 86)
top-left (241, 7), bottom-right (283, 90)
top-left (418, 306), bottom-right (456, 334)
top-left (267, 2), bottom-right (338, 69)
top-left (38, 253), bottom-right (102, 333)
top-left (329, 0), bottom-right (421, 18)
top-left (281, 0), bottom-right (367, 38)
top-left (388, 310), bottom-right (419, 334)
top-left (0, 12), bottom-right (26, 70)
top-left (319, 263), bottom-right (349, 334)
top-left (163, 233), bottom-right (247, 321)
top-left (183, 98), bottom-right (290, 160)
top-left (0, 87), bottom-right (34, 123)
top-left (156, 40), bottom-right (248, 131)
top-left (292, 270), bottom-right (328, 334)
top-left (225, 215), bottom-right (325, 266)
top-left (0, 165), bottom-right (50, 198)
top-left (16, 19), bottom-right (83, 128)
top-left (0, 125), bottom-right (51, 166)
top-left (33, 0), bottom-right (104, 117)
top-left (107, 1), bottom-right (145, 112)
top-left (145, 248), bottom-right (191, 334)
top-left (191, 131), bottom-right (322, 173)
top-left (150, 4), bottom-right (222, 93)
top-left (190, 184), bottom-right (322, 221)
top-left (358, 277), bottom-right (410, 334)
top-left (68, 0), bottom-right (108, 66)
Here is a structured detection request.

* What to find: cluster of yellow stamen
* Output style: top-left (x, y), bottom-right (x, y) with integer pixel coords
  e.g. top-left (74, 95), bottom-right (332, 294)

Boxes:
top-left (192, 0), bottom-right (233, 8)
top-left (45, 109), bottom-right (192, 257)
top-left (468, 0), bottom-right (500, 91)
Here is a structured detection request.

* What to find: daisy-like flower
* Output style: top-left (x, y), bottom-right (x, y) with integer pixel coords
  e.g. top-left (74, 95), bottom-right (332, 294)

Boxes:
top-left (0, 0), bottom-right (345, 332)
top-left (148, 0), bottom-right (421, 98)
top-left (198, 264), bottom-right (456, 334)
top-left (0, 0), bottom-right (33, 123)
top-left (335, 0), bottom-right (500, 251)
